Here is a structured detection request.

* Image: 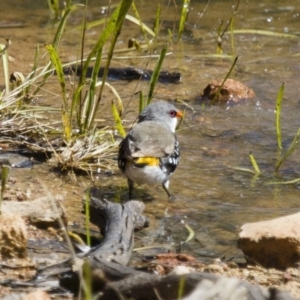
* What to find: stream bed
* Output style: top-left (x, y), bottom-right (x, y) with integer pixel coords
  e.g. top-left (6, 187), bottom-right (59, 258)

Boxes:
top-left (1, 0), bottom-right (300, 266)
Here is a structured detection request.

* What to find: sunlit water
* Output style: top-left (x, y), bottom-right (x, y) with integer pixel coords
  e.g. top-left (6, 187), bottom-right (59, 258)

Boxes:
top-left (1, 0), bottom-right (300, 262)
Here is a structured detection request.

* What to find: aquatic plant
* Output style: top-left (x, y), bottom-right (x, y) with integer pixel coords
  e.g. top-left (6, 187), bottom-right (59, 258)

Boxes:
top-left (178, 0), bottom-right (190, 41)
top-left (248, 83), bottom-right (300, 184)
top-left (0, 0), bottom-right (172, 174)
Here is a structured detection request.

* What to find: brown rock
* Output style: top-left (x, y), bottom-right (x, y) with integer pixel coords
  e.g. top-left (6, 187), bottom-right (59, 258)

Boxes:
top-left (0, 214), bottom-right (27, 259)
top-left (201, 78), bottom-right (255, 103)
top-left (238, 213), bottom-right (300, 269)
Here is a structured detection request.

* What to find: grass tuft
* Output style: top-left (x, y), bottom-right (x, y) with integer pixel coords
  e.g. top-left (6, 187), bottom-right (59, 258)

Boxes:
top-left (0, 0), bottom-right (172, 176)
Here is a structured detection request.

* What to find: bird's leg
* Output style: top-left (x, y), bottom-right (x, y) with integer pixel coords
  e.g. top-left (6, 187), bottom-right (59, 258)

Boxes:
top-left (128, 179), bottom-right (134, 199)
top-left (162, 182), bottom-right (172, 198)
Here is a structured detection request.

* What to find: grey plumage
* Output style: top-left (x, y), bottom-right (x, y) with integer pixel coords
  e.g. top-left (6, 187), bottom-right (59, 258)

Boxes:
top-left (118, 101), bottom-right (182, 199)
top-left (137, 102), bottom-right (178, 131)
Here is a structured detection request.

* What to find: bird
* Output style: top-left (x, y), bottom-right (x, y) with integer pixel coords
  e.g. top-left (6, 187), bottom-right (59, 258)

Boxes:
top-left (118, 101), bottom-right (183, 199)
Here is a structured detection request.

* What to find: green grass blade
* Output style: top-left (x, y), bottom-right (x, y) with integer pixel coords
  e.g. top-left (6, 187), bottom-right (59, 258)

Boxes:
top-left (82, 262), bottom-right (92, 300)
top-left (228, 29), bottom-right (299, 39)
top-left (52, 4), bottom-right (83, 49)
top-left (33, 4), bottom-right (80, 98)
top-left (230, 166), bottom-right (258, 174)
top-left (91, 0), bottom-right (134, 128)
top-left (47, 0), bottom-right (60, 20)
top-left (178, 0), bottom-right (190, 41)
top-left (189, 53), bottom-right (234, 59)
top-left (81, 189), bottom-right (93, 299)
top-left (84, 190), bottom-right (91, 247)
top-left (45, 44), bottom-right (67, 106)
top-left (78, 0), bottom-right (133, 132)
top-left (83, 51), bottom-right (103, 131)
top-left (75, 0), bottom-right (88, 130)
top-left (184, 223), bottom-right (195, 244)
top-left (0, 165), bottom-right (10, 215)
top-left (275, 127), bottom-right (300, 172)
top-left (147, 45), bottom-right (167, 104)
top-left (112, 100), bottom-right (126, 138)
top-left (168, 28), bottom-right (173, 43)
top-left (212, 56), bottom-right (238, 102)
top-left (266, 178), bottom-right (300, 185)
top-left (0, 41), bottom-right (11, 94)
top-left (130, 2), bottom-right (151, 43)
top-left (230, 16), bottom-right (235, 56)
top-left (249, 152), bottom-right (261, 174)
top-left (80, 12), bottom-right (153, 36)
top-left (76, 18), bottom-right (106, 31)
top-left (81, 0), bottom-right (134, 81)
top-left (45, 44), bottom-right (71, 141)
top-left (216, 21), bottom-right (223, 54)
top-left (276, 82), bottom-right (284, 151)
top-left (24, 44), bottom-right (39, 96)
top-left (71, 83), bottom-right (86, 127)
top-left (153, 4), bottom-right (161, 49)
top-left (176, 110), bottom-right (184, 130)
top-left (61, 111), bottom-right (72, 142)
top-left (139, 90), bottom-right (146, 113)
top-left (178, 276), bottom-right (186, 300)
top-left (94, 80), bottom-right (123, 119)
top-left (125, 14), bottom-right (155, 37)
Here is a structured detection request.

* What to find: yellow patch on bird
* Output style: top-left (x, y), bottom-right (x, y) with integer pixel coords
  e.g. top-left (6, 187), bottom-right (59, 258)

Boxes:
top-left (134, 157), bottom-right (160, 166)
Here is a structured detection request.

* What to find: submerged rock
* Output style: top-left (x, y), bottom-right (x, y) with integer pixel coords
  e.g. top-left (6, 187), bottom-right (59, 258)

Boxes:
top-left (238, 212), bottom-right (300, 269)
top-left (0, 214), bottom-right (27, 259)
top-left (200, 78), bottom-right (255, 103)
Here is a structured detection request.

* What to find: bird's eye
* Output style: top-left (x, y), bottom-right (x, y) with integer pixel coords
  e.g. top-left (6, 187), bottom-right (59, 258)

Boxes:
top-left (169, 110), bottom-right (177, 118)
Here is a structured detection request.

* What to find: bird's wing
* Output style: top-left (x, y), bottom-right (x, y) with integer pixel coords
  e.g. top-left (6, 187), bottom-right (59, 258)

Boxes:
top-left (126, 122), bottom-right (175, 158)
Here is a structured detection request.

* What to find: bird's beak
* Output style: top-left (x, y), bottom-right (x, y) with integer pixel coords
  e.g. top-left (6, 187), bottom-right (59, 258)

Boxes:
top-left (176, 110), bottom-right (183, 118)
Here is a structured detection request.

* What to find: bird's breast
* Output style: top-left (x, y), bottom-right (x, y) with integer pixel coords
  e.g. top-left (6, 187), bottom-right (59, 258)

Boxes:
top-left (132, 157), bottom-right (160, 167)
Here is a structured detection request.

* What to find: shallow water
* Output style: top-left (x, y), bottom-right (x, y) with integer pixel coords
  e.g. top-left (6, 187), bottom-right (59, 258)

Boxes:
top-left (1, 0), bottom-right (300, 262)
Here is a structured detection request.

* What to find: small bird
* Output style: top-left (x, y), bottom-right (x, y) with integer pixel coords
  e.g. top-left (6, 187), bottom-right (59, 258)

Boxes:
top-left (118, 101), bottom-right (183, 199)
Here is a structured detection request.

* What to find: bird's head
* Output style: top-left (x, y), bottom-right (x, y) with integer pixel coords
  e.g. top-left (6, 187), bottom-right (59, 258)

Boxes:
top-left (138, 101), bottom-right (183, 132)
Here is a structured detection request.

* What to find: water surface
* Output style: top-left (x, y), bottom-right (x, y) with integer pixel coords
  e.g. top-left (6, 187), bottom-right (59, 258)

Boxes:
top-left (1, 0), bottom-right (300, 262)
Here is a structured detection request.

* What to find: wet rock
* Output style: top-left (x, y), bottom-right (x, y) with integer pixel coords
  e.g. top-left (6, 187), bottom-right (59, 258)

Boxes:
top-left (200, 78), bottom-right (255, 103)
top-left (183, 276), bottom-right (295, 300)
top-left (0, 214), bottom-right (27, 259)
top-left (1, 197), bottom-right (63, 226)
top-left (12, 159), bottom-right (34, 168)
top-left (183, 277), bottom-right (249, 300)
top-left (238, 212), bottom-right (300, 269)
